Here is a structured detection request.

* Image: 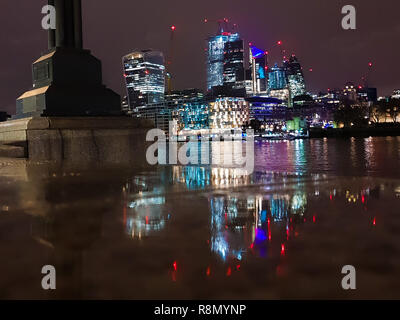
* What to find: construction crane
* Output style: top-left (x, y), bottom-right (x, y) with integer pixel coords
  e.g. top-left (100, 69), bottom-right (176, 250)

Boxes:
top-left (276, 40), bottom-right (288, 63)
top-left (166, 25), bottom-right (176, 94)
top-left (204, 17), bottom-right (237, 35)
top-left (363, 61), bottom-right (374, 88)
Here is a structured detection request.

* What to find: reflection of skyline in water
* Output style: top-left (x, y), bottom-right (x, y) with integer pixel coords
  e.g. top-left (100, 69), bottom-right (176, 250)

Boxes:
top-left (123, 165), bottom-right (382, 267)
top-left (2, 137), bottom-right (399, 298)
top-left (209, 190), bottom-right (307, 262)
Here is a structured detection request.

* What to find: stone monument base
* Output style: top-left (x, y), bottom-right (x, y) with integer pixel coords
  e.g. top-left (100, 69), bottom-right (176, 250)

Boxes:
top-left (0, 117), bottom-right (153, 166)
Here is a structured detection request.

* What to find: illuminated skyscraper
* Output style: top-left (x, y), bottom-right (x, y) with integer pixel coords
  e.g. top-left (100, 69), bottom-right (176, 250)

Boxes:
top-left (285, 55), bottom-right (306, 98)
top-left (207, 33), bottom-right (240, 91)
top-left (249, 46), bottom-right (268, 96)
top-left (268, 63), bottom-right (287, 90)
top-left (122, 50), bottom-right (165, 112)
top-left (223, 39), bottom-right (245, 89)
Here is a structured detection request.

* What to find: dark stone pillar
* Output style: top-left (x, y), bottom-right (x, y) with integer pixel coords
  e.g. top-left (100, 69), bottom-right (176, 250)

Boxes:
top-left (53, 0), bottom-right (83, 49)
top-left (64, 0), bottom-right (75, 47)
top-left (48, 0), bottom-right (56, 49)
top-left (73, 0), bottom-right (83, 49)
top-left (15, 0), bottom-right (121, 118)
top-left (55, 0), bottom-right (65, 47)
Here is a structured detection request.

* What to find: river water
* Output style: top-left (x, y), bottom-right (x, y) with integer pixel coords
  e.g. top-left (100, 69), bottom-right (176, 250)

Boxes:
top-left (0, 137), bottom-right (400, 299)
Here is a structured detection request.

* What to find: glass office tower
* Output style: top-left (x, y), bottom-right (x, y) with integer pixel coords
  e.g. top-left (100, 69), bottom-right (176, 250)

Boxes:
top-left (268, 63), bottom-right (287, 90)
top-left (207, 33), bottom-right (240, 91)
top-left (223, 39), bottom-right (245, 88)
top-left (249, 45), bottom-right (268, 95)
top-left (285, 55), bottom-right (306, 98)
top-left (123, 50), bottom-right (165, 112)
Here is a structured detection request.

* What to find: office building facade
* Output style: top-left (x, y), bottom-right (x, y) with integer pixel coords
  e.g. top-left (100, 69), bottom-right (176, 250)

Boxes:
top-left (223, 39), bottom-right (245, 89)
top-left (268, 63), bottom-right (287, 90)
top-left (207, 33), bottom-right (240, 91)
top-left (166, 89), bottom-right (209, 132)
top-left (285, 55), bottom-right (306, 99)
top-left (249, 46), bottom-right (268, 95)
top-left (123, 50), bottom-right (165, 113)
top-left (209, 97), bottom-right (249, 130)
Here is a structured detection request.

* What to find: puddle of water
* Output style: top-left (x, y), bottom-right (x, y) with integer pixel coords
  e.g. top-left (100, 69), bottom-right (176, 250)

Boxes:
top-left (0, 161), bottom-right (399, 299)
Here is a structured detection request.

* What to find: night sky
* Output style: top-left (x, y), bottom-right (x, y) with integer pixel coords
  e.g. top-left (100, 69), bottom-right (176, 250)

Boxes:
top-left (1, 0), bottom-right (399, 114)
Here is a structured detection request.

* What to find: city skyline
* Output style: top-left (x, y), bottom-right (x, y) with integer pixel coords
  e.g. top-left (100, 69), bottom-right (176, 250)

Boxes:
top-left (2, 0), bottom-right (400, 115)
top-left (1, 0), bottom-right (400, 303)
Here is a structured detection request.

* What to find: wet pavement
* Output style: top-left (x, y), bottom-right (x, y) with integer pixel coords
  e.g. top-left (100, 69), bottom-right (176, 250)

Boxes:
top-left (1, 152), bottom-right (400, 299)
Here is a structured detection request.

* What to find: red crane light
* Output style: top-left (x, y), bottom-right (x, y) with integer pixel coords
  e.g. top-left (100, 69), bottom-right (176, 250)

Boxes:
top-left (368, 62), bottom-right (373, 67)
top-left (171, 25), bottom-right (176, 31)
top-left (277, 40), bottom-right (282, 45)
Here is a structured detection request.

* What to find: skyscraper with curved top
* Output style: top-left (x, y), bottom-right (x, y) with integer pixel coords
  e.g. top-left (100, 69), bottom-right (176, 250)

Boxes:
top-left (123, 50), bottom-right (165, 112)
top-left (285, 55), bottom-right (306, 98)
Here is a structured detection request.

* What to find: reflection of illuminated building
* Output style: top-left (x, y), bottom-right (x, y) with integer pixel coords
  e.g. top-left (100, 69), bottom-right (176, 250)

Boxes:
top-left (124, 176), bottom-right (168, 239)
top-left (270, 196), bottom-right (290, 221)
top-left (209, 188), bottom-right (308, 261)
top-left (125, 196), bottom-right (168, 239)
top-left (291, 192), bottom-right (307, 215)
top-left (172, 166), bottom-right (211, 190)
top-left (172, 166), bottom-right (251, 189)
top-left (211, 167), bottom-right (252, 186)
top-left (210, 196), bottom-right (256, 261)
